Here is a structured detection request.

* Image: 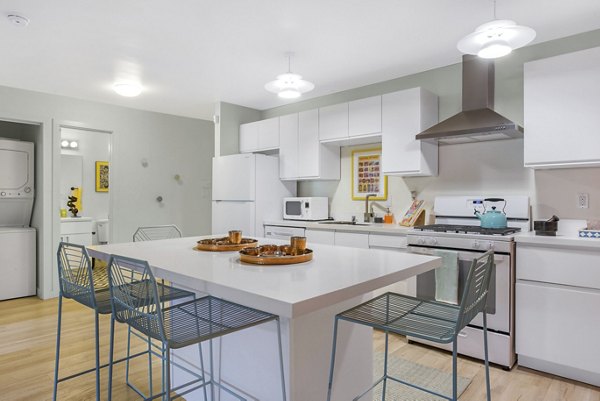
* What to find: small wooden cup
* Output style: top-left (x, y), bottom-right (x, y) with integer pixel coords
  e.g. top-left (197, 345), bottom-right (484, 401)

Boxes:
top-left (290, 236), bottom-right (307, 254)
top-left (228, 230), bottom-right (242, 244)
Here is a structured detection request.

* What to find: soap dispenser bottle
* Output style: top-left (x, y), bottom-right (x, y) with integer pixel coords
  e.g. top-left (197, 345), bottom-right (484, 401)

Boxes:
top-left (384, 208), bottom-right (394, 224)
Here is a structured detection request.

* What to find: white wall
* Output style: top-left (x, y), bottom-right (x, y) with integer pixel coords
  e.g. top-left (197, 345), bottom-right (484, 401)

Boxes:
top-left (0, 84), bottom-right (214, 299)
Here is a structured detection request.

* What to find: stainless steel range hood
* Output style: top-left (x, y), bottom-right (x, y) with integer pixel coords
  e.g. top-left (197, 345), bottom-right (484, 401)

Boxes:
top-left (416, 55), bottom-right (523, 145)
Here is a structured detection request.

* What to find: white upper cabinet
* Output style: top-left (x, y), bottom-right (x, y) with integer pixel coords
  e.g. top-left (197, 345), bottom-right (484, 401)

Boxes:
top-left (349, 96), bottom-right (382, 137)
top-left (279, 109), bottom-right (340, 181)
top-left (279, 113), bottom-right (299, 179)
top-left (382, 88), bottom-right (439, 176)
top-left (524, 46), bottom-right (600, 168)
top-left (319, 103), bottom-right (349, 142)
top-left (240, 117), bottom-right (279, 153)
top-left (239, 121), bottom-right (259, 153)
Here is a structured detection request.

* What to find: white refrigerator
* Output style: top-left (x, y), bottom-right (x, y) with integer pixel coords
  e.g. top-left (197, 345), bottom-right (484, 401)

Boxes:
top-left (212, 154), bottom-right (296, 238)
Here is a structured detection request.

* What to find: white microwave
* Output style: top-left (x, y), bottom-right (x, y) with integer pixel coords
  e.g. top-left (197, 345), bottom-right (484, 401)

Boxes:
top-left (283, 197), bottom-right (329, 221)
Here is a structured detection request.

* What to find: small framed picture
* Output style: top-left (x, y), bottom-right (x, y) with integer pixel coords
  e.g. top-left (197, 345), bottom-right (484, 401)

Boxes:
top-left (95, 161), bottom-right (109, 192)
top-left (351, 148), bottom-right (387, 201)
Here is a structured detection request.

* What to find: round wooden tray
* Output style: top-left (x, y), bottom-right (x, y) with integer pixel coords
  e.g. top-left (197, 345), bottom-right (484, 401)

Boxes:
top-left (195, 237), bottom-right (258, 252)
top-left (239, 245), bottom-right (313, 265)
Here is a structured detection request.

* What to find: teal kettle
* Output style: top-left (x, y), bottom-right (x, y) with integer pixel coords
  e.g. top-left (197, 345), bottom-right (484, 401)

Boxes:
top-left (474, 198), bottom-right (508, 229)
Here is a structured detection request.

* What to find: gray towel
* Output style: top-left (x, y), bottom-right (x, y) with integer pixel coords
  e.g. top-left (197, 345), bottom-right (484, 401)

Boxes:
top-left (434, 249), bottom-right (459, 305)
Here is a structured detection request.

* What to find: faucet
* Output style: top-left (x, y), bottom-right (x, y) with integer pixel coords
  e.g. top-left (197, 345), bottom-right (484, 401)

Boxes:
top-left (364, 194), bottom-right (377, 223)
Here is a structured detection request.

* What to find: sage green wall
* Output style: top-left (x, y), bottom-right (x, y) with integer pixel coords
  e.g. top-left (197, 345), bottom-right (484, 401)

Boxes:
top-left (215, 101), bottom-right (261, 156)
top-left (260, 29), bottom-right (600, 222)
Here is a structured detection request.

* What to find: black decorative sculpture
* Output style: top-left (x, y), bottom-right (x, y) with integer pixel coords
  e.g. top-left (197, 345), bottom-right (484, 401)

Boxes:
top-left (67, 187), bottom-right (79, 217)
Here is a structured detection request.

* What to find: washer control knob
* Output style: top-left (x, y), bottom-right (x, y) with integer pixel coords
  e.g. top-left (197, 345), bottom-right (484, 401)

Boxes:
top-left (473, 240), bottom-right (480, 249)
top-left (24, 187), bottom-right (31, 193)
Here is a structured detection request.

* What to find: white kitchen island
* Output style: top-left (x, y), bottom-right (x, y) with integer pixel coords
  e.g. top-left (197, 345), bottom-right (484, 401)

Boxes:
top-left (88, 236), bottom-right (440, 401)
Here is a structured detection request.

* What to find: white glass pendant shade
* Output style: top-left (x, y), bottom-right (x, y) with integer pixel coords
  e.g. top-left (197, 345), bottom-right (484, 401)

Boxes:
top-left (265, 72), bottom-right (314, 98)
top-left (457, 19), bottom-right (536, 59)
top-left (265, 54), bottom-right (315, 98)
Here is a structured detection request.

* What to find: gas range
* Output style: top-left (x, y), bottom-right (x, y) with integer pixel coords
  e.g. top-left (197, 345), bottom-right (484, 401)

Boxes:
top-left (413, 224), bottom-right (521, 236)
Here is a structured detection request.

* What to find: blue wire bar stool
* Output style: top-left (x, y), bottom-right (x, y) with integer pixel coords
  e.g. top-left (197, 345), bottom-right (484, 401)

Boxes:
top-left (107, 254), bottom-right (287, 401)
top-left (327, 250), bottom-right (494, 401)
top-left (133, 225), bottom-right (183, 242)
top-left (53, 243), bottom-right (195, 401)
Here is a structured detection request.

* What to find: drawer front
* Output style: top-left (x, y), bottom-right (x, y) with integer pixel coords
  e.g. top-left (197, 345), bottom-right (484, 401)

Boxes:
top-left (517, 245), bottom-right (600, 289)
top-left (305, 229), bottom-right (335, 245)
top-left (516, 281), bottom-right (600, 374)
top-left (368, 234), bottom-right (407, 249)
top-left (61, 221), bottom-right (93, 235)
top-left (335, 232), bottom-right (369, 249)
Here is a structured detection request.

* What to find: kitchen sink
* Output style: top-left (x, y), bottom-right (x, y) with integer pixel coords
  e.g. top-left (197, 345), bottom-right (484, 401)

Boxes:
top-left (318, 221), bottom-right (371, 226)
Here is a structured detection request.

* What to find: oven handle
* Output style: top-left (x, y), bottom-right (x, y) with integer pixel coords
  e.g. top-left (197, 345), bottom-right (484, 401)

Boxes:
top-left (407, 246), bottom-right (505, 262)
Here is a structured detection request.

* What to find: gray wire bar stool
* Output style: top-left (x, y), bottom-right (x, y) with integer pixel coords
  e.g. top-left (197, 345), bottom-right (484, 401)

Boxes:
top-left (53, 243), bottom-right (195, 401)
top-left (327, 250), bottom-right (494, 401)
top-left (107, 254), bottom-right (287, 401)
top-left (133, 225), bottom-right (183, 242)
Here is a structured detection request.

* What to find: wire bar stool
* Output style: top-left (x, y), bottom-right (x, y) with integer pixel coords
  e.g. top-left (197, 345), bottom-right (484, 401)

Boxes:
top-left (133, 225), bottom-right (183, 242)
top-left (53, 243), bottom-right (195, 401)
top-left (327, 250), bottom-right (494, 401)
top-left (107, 254), bottom-right (287, 401)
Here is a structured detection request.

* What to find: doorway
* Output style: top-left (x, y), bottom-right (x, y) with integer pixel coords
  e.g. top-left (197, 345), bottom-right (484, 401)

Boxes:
top-left (58, 126), bottom-right (112, 245)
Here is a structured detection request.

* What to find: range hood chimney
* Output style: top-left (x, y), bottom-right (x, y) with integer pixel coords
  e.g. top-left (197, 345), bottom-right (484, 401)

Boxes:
top-left (416, 55), bottom-right (523, 144)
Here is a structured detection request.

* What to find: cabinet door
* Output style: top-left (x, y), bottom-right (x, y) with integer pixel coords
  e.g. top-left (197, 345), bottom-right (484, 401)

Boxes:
top-left (239, 121), bottom-right (259, 153)
top-left (524, 46), bottom-right (600, 168)
top-left (306, 229), bottom-right (335, 245)
top-left (516, 281), bottom-right (600, 376)
top-left (382, 88), bottom-right (438, 176)
top-left (319, 103), bottom-right (349, 141)
top-left (279, 113), bottom-right (299, 179)
top-left (67, 232), bottom-right (93, 246)
top-left (258, 117), bottom-right (280, 150)
top-left (334, 232), bottom-right (369, 248)
top-left (298, 109), bottom-right (320, 178)
top-left (349, 96), bottom-right (382, 137)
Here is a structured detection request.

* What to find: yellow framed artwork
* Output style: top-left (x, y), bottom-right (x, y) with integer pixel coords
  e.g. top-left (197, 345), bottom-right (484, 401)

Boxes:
top-left (95, 161), bottom-right (109, 192)
top-left (351, 148), bottom-right (387, 201)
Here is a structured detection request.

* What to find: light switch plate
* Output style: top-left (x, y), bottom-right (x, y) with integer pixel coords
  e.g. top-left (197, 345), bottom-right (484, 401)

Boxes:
top-left (578, 193), bottom-right (589, 209)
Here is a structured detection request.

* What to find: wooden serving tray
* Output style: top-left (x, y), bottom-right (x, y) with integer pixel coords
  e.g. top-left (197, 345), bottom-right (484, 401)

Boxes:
top-left (239, 245), bottom-right (313, 265)
top-left (195, 237), bottom-right (258, 252)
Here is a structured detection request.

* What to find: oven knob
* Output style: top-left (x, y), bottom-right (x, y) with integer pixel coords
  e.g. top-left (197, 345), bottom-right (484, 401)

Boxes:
top-left (418, 238), bottom-right (425, 245)
top-left (487, 242), bottom-right (494, 250)
top-left (473, 240), bottom-right (480, 249)
top-left (428, 238), bottom-right (438, 246)
top-left (24, 187), bottom-right (31, 193)
top-left (0, 192), bottom-right (5, 196)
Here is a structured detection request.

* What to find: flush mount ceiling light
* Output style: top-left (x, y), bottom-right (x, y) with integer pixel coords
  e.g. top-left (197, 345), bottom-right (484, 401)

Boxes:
top-left (7, 14), bottom-right (30, 27)
top-left (457, 0), bottom-right (535, 59)
top-left (265, 53), bottom-right (314, 99)
top-left (113, 82), bottom-right (143, 97)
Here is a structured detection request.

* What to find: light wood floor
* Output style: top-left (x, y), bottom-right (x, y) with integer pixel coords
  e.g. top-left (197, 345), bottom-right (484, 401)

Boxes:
top-left (1, 296), bottom-right (599, 401)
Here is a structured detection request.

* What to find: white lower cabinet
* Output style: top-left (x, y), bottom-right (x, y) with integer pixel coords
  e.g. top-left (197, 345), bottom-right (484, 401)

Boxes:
top-left (334, 231), bottom-right (369, 248)
top-left (516, 244), bottom-right (600, 386)
top-left (305, 229), bottom-right (335, 245)
top-left (60, 219), bottom-right (93, 246)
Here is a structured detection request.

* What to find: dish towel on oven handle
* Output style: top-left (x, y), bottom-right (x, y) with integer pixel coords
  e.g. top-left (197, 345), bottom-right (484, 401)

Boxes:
top-left (434, 249), bottom-right (459, 305)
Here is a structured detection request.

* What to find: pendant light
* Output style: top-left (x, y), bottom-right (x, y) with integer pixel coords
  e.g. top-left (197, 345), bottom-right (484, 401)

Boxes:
top-left (457, 0), bottom-right (536, 59)
top-left (265, 53), bottom-right (314, 99)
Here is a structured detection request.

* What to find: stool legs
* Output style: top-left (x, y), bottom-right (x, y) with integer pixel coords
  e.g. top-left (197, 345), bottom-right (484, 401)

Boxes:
top-left (452, 340), bottom-right (458, 401)
top-left (94, 311), bottom-right (101, 401)
top-left (382, 331), bottom-right (389, 401)
top-left (483, 312), bottom-right (492, 401)
top-left (326, 317), bottom-right (340, 401)
top-left (108, 316), bottom-right (115, 401)
top-left (52, 295), bottom-right (63, 401)
top-left (276, 318), bottom-right (287, 401)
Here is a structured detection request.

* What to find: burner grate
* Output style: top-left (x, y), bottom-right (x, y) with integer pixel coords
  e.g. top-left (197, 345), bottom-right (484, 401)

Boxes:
top-left (413, 224), bottom-right (521, 236)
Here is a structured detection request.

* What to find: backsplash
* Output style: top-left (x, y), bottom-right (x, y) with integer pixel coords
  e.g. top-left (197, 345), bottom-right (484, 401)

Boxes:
top-left (299, 139), bottom-right (600, 222)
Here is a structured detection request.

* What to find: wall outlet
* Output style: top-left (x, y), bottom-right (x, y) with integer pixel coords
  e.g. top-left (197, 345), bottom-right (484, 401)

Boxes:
top-left (578, 193), bottom-right (589, 209)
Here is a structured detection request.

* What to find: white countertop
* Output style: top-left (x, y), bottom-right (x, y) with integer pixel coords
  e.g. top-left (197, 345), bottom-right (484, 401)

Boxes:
top-left (88, 236), bottom-right (440, 318)
top-left (264, 219), bottom-right (412, 235)
top-left (514, 219), bottom-right (600, 250)
top-left (61, 216), bottom-right (92, 222)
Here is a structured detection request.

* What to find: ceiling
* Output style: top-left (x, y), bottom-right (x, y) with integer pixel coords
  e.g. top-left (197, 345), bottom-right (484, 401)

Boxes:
top-left (1, 0), bottom-right (599, 120)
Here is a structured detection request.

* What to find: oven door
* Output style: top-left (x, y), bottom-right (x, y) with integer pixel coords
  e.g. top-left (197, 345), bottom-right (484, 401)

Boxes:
top-left (407, 246), bottom-right (510, 334)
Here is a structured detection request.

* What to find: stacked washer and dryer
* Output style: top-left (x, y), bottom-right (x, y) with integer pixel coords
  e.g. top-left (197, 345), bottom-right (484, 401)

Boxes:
top-left (0, 138), bottom-right (36, 300)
